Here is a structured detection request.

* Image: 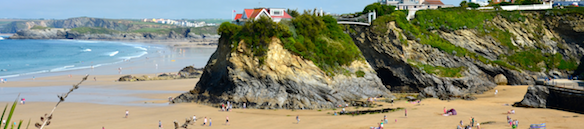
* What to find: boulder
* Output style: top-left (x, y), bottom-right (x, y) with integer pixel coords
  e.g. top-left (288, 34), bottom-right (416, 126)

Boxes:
top-left (118, 75), bottom-right (135, 82)
top-left (494, 74), bottom-right (508, 85)
top-left (513, 85), bottom-right (549, 108)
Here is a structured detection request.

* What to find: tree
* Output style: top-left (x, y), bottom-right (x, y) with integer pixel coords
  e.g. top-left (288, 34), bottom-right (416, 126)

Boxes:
top-left (468, 2), bottom-right (481, 8)
top-left (362, 3), bottom-right (396, 17)
top-left (460, 1), bottom-right (469, 8)
top-left (287, 9), bottom-right (300, 17)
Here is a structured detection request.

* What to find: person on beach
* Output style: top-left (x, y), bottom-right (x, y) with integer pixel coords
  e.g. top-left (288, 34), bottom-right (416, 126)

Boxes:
top-left (203, 117), bottom-right (207, 126)
top-left (243, 102), bottom-right (246, 109)
top-left (384, 115), bottom-right (388, 123)
top-left (460, 120), bottom-right (463, 126)
top-left (405, 109), bottom-right (407, 118)
top-left (470, 117), bottom-right (475, 127)
top-left (296, 115), bottom-right (300, 124)
top-left (495, 89), bottom-right (498, 96)
top-left (444, 107), bottom-right (446, 114)
top-left (33, 76), bottom-right (35, 81)
top-left (125, 110), bottom-right (129, 118)
top-left (209, 118), bottom-right (212, 126)
top-left (21, 98), bottom-right (25, 105)
top-left (158, 120), bottom-right (162, 129)
top-left (380, 120), bottom-right (384, 129)
top-left (225, 116), bottom-right (229, 125)
top-left (193, 115), bottom-right (197, 124)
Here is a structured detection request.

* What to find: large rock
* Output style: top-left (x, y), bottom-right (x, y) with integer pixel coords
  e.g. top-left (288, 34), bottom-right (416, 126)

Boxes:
top-left (172, 37), bottom-right (391, 109)
top-left (494, 74), bottom-right (508, 85)
top-left (513, 85), bottom-right (549, 108)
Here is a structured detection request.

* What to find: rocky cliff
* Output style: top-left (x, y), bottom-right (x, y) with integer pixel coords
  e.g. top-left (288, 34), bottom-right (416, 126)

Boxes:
top-left (1, 17), bottom-right (173, 33)
top-left (172, 36), bottom-right (391, 109)
top-left (346, 10), bottom-right (584, 100)
top-left (7, 28), bottom-right (219, 40)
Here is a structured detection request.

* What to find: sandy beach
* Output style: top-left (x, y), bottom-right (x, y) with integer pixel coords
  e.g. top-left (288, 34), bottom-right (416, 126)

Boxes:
top-left (0, 41), bottom-right (582, 129)
top-left (3, 78), bottom-right (583, 129)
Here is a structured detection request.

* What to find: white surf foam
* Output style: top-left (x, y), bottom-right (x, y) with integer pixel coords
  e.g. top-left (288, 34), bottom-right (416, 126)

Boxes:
top-left (119, 52), bottom-right (148, 60)
top-left (134, 46), bottom-right (147, 51)
top-left (108, 51), bottom-right (119, 56)
top-left (82, 49), bottom-right (92, 52)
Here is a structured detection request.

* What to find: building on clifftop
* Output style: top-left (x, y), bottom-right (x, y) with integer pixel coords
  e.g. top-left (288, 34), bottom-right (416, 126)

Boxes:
top-left (233, 8), bottom-right (293, 24)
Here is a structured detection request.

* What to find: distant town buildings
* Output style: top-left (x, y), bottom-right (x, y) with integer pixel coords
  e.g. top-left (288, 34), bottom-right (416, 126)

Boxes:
top-left (378, 0), bottom-right (454, 10)
top-left (233, 8), bottom-right (293, 23)
top-left (142, 18), bottom-right (216, 27)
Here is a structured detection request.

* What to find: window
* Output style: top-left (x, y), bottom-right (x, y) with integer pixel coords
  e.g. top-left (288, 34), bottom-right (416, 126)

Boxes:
top-left (271, 9), bottom-right (283, 16)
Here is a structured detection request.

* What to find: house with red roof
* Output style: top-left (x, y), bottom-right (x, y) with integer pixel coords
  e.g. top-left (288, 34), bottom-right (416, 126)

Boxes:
top-left (233, 8), bottom-right (293, 23)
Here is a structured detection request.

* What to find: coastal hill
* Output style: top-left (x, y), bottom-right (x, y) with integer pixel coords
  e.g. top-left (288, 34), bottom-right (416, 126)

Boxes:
top-left (174, 6), bottom-right (584, 109)
top-left (4, 17), bottom-right (220, 40)
top-left (173, 15), bottom-right (391, 109)
top-left (348, 7), bottom-right (584, 100)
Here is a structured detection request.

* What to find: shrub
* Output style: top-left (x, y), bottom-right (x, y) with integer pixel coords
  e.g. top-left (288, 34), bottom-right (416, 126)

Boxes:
top-left (30, 25), bottom-right (50, 30)
top-left (355, 70), bottom-right (366, 77)
top-left (362, 3), bottom-right (396, 16)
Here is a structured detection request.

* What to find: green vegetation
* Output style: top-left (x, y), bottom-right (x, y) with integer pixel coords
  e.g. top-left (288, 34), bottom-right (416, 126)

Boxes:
top-left (408, 60), bottom-right (464, 77)
top-left (362, 3), bottom-right (396, 16)
top-left (287, 9), bottom-right (300, 17)
top-left (132, 26), bottom-right (218, 35)
top-left (218, 12), bottom-right (363, 76)
top-left (30, 25), bottom-right (51, 30)
top-left (70, 27), bottom-right (120, 34)
top-left (1, 96), bottom-right (29, 129)
top-left (502, 49), bottom-right (578, 71)
top-left (355, 70), bottom-right (366, 77)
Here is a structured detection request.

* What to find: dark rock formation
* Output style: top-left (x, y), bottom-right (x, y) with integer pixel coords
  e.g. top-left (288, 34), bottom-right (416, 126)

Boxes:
top-left (513, 85), bottom-right (549, 108)
top-left (172, 37), bottom-right (391, 109)
top-left (514, 85), bottom-right (584, 113)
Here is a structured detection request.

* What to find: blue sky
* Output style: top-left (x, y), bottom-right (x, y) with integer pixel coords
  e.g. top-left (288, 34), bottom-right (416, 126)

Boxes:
top-left (0, 0), bottom-right (463, 19)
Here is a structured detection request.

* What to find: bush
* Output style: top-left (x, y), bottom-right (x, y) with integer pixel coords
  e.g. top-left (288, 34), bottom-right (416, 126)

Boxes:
top-left (362, 3), bottom-right (396, 16)
top-left (468, 2), bottom-right (481, 9)
top-left (355, 70), bottom-right (366, 77)
top-left (220, 13), bottom-right (363, 76)
top-left (30, 25), bottom-right (50, 30)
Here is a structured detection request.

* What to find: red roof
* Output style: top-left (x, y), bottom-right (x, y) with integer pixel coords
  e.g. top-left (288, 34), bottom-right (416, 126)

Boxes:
top-left (249, 9), bottom-right (266, 19)
top-left (423, 0), bottom-right (444, 5)
top-left (244, 9), bottom-right (254, 19)
top-left (236, 8), bottom-right (294, 20)
top-left (234, 14), bottom-right (243, 20)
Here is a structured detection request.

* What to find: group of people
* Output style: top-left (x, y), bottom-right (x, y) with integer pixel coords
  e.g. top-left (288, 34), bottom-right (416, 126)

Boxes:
top-left (372, 115), bottom-right (393, 129)
top-left (457, 116), bottom-right (480, 129)
top-left (0, 78), bottom-right (5, 83)
top-left (222, 101), bottom-right (233, 112)
top-left (507, 115), bottom-right (519, 129)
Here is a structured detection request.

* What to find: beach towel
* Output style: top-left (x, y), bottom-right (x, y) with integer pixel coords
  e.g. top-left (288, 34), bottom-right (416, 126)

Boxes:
top-left (447, 109), bottom-right (457, 115)
top-left (529, 123), bottom-right (546, 129)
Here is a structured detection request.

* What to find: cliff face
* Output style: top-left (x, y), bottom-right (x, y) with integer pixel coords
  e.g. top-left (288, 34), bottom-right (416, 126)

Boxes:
top-left (173, 37), bottom-right (390, 109)
top-left (7, 27), bottom-right (219, 40)
top-left (0, 17), bottom-right (174, 33)
top-left (347, 11), bottom-right (584, 100)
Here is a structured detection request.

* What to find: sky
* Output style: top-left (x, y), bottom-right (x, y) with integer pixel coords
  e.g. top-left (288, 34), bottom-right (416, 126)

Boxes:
top-left (0, 0), bottom-right (463, 19)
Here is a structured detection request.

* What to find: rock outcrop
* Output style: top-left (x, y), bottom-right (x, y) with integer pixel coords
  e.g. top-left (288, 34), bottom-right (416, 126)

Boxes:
top-left (347, 11), bottom-right (584, 100)
top-left (172, 37), bottom-right (391, 109)
top-left (513, 85), bottom-right (549, 108)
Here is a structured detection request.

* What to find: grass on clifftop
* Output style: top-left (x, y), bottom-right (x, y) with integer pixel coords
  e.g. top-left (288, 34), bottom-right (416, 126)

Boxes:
top-left (70, 27), bottom-right (120, 34)
top-left (218, 13), bottom-right (363, 76)
top-left (374, 7), bottom-right (580, 73)
top-left (30, 25), bottom-right (51, 30)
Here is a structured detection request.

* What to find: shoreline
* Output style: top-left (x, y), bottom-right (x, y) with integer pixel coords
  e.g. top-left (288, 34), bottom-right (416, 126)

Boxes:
top-left (0, 39), bottom-right (217, 81)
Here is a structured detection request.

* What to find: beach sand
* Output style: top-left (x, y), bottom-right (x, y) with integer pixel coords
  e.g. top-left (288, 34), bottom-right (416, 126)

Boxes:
top-left (1, 41), bottom-right (582, 129)
top-left (2, 76), bottom-right (583, 129)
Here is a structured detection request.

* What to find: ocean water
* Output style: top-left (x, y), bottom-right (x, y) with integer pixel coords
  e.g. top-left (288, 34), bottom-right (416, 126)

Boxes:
top-left (0, 38), bottom-right (157, 78)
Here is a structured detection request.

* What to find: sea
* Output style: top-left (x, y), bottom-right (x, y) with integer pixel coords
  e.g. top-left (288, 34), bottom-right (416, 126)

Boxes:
top-left (0, 36), bottom-right (160, 79)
